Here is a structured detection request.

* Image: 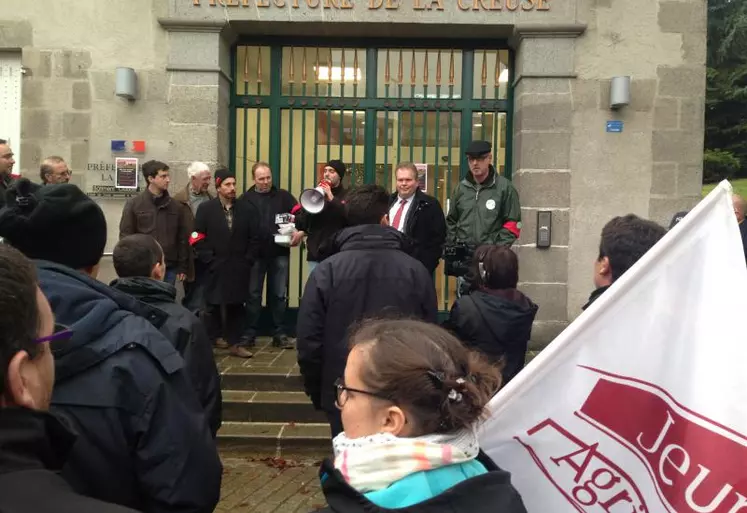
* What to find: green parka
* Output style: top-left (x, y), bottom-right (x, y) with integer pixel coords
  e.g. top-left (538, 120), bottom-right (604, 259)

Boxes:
top-left (446, 166), bottom-right (521, 246)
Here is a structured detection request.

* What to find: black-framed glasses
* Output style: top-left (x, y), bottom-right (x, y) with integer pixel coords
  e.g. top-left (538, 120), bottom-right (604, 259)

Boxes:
top-left (34, 324), bottom-right (73, 345)
top-left (333, 378), bottom-right (389, 408)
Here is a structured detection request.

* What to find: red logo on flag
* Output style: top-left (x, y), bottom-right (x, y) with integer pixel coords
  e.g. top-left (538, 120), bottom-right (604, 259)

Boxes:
top-left (516, 368), bottom-right (747, 513)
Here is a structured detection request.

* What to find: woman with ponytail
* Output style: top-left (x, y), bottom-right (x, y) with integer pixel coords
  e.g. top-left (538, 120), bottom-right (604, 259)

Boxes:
top-left (315, 318), bottom-right (526, 513)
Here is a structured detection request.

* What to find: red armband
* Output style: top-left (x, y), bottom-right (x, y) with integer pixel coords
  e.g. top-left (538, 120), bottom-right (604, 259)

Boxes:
top-left (503, 221), bottom-right (521, 238)
top-left (189, 231), bottom-right (206, 246)
top-left (291, 204), bottom-right (302, 215)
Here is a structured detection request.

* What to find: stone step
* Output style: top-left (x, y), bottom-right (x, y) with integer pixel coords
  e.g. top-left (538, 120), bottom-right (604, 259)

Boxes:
top-left (222, 390), bottom-right (328, 423)
top-left (220, 369), bottom-right (305, 392)
top-left (218, 421), bottom-right (332, 459)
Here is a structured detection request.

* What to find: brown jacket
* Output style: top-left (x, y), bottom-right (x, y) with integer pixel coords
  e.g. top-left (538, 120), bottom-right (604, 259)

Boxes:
top-left (173, 184), bottom-right (213, 281)
top-left (119, 189), bottom-right (189, 274)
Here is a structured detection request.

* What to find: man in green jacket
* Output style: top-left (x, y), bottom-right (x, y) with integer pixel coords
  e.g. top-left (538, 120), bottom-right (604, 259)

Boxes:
top-left (446, 140), bottom-right (521, 292)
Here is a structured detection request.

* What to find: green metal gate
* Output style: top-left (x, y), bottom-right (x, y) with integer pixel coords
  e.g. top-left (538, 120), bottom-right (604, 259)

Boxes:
top-left (230, 39), bottom-right (513, 314)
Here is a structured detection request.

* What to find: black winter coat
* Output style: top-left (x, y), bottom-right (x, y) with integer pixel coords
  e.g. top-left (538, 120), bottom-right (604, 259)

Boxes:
top-left (444, 289), bottom-right (538, 384)
top-left (294, 184), bottom-right (347, 262)
top-left (389, 190), bottom-right (447, 274)
top-left (110, 277), bottom-right (223, 437)
top-left (37, 261), bottom-right (222, 513)
top-left (194, 197), bottom-right (260, 305)
top-left (297, 224), bottom-right (438, 412)
top-left (315, 451), bottom-right (527, 513)
top-left (240, 185), bottom-right (298, 259)
top-left (0, 408), bottom-right (138, 513)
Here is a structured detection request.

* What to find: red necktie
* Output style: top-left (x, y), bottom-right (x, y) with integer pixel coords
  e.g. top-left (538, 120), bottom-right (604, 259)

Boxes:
top-left (392, 199), bottom-right (407, 230)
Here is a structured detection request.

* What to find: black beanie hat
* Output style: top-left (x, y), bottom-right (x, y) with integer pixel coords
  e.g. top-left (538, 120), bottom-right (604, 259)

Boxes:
top-left (215, 167), bottom-right (235, 187)
top-left (326, 160), bottom-right (346, 180)
top-left (0, 179), bottom-right (107, 270)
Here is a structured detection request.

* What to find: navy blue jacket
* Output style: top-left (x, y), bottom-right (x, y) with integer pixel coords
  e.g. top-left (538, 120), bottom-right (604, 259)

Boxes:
top-left (37, 261), bottom-right (222, 513)
top-left (297, 225), bottom-right (438, 413)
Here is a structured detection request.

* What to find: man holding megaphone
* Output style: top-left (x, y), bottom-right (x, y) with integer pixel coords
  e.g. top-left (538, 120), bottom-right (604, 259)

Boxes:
top-left (292, 160), bottom-right (348, 272)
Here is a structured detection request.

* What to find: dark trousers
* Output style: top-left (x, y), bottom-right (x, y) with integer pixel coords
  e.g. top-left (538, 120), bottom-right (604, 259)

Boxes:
top-left (182, 277), bottom-right (205, 315)
top-left (204, 303), bottom-right (245, 346)
top-left (326, 410), bottom-right (343, 438)
top-left (244, 256), bottom-right (290, 340)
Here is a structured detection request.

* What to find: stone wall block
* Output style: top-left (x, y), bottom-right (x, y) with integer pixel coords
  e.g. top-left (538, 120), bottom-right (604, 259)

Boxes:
top-left (515, 78), bottom-right (572, 96)
top-left (517, 38), bottom-right (575, 78)
top-left (650, 163), bottom-right (677, 195)
top-left (0, 21), bottom-right (33, 48)
top-left (21, 80), bottom-right (43, 109)
top-left (677, 164), bottom-right (703, 197)
top-left (20, 141), bottom-right (42, 171)
top-left (653, 98), bottom-right (679, 130)
top-left (528, 320), bottom-right (568, 351)
top-left (679, 97), bottom-right (704, 131)
top-left (168, 85), bottom-right (220, 125)
top-left (62, 112), bottom-right (91, 139)
top-left (518, 283), bottom-right (568, 321)
top-left (90, 71), bottom-right (115, 101)
top-left (516, 95), bottom-right (572, 132)
top-left (72, 82), bottom-right (92, 110)
top-left (516, 132), bottom-right (572, 171)
top-left (168, 124), bottom-right (219, 162)
top-left (515, 246), bottom-right (569, 283)
top-left (571, 79), bottom-right (599, 110)
top-left (513, 170), bottom-right (571, 208)
top-left (70, 141), bottom-right (90, 173)
top-left (652, 130), bottom-right (703, 163)
top-left (658, 2), bottom-right (706, 34)
top-left (649, 195), bottom-right (701, 227)
top-left (21, 110), bottom-right (50, 139)
top-left (630, 79), bottom-right (656, 112)
top-left (682, 33), bottom-right (707, 64)
top-left (21, 49), bottom-right (51, 78)
top-left (55, 50), bottom-right (92, 79)
top-left (170, 71), bottom-right (221, 87)
top-left (517, 208), bottom-right (570, 246)
top-left (143, 71), bottom-right (169, 102)
top-left (658, 66), bottom-right (706, 98)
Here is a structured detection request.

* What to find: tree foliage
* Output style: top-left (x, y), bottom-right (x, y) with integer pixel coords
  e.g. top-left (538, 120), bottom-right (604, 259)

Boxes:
top-left (705, 0), bottom-right (747, 182)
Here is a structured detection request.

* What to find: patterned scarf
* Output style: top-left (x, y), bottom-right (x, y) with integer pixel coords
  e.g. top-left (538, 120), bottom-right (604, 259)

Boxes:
top-left (332, 428), bottom-right (480, 493)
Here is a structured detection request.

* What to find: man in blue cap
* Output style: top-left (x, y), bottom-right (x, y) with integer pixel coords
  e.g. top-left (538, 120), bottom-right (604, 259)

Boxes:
top-left (445, 141), bottom-right (522, 292)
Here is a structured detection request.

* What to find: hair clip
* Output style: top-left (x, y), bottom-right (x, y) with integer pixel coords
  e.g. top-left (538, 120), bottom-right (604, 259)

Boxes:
top-left (448, 389), bottom-right (463, 403)
top-left (427, 370), bottom-right (445, 389)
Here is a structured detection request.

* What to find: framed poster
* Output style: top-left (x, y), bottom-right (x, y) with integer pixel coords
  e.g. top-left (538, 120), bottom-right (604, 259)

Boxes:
top-left (415, 163), bottom-right (428, 192)
top-left (115, 158), bottom-right (138, 189)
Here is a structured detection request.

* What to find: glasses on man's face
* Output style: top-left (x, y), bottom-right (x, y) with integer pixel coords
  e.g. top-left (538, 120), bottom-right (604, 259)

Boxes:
top-left (333, 377), bottom-right (389, 409)
top-left (34, 324), bottom-right (73, 345)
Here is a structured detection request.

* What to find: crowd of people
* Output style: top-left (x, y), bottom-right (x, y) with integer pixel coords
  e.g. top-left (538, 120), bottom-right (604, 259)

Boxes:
top-left (0, 135), bottom-right (725, 512)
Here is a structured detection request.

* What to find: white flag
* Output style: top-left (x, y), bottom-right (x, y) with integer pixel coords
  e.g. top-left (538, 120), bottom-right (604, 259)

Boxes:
top-left (479, 181), bottom-right (747, 513)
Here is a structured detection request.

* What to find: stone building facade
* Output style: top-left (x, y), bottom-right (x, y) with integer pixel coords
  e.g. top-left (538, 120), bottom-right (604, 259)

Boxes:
top-left (0, 0), bottom-right (706, 348)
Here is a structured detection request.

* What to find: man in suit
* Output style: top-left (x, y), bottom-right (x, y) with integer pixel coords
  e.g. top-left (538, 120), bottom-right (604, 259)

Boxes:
top-left (192, 167), bottom-right (259, 358)
top-left (389, 162), bottom-right (447, 274)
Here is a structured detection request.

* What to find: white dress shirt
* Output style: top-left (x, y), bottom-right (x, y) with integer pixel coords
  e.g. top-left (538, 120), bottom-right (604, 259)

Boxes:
top-left (389, 195), bottom-right (414, 232)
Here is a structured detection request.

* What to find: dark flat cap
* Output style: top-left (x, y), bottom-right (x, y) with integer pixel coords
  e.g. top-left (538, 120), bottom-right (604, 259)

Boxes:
top-left (465, 140), bottom-right (492, 157)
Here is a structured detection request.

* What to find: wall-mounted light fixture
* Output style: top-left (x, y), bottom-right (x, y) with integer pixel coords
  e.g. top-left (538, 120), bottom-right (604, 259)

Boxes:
top-left (610, 76), bottom-right (631, 110)
top-left (115, 67), bottom-right (138, 101)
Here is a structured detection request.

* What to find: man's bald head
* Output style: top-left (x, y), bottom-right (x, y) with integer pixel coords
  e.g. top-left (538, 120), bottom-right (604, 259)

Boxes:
top-left (733, 194), bottom-right (746, 223)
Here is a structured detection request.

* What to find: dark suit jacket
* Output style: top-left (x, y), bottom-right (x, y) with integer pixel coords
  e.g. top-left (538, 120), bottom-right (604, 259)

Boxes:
top-left (193, 198), bottom-right (260, 305)
top-left (389, 189), bottom-right (447, 274)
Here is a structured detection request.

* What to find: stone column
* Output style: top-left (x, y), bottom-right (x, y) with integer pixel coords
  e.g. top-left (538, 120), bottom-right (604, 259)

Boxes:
top-left (511, 25), bottom-right (586, 353)
top-left (649, 1), bottom-right (707, 222)
top-left (159, 19), bottom-right (232, 191)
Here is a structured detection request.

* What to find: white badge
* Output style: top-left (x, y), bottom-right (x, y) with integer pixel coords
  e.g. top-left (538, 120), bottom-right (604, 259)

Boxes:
top-left (486, 199), bottom-right (496, 211)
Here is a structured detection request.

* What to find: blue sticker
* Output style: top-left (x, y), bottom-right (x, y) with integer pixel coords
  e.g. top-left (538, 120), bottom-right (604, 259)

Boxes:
top-left (606, 120), bottom-right (624, 133)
